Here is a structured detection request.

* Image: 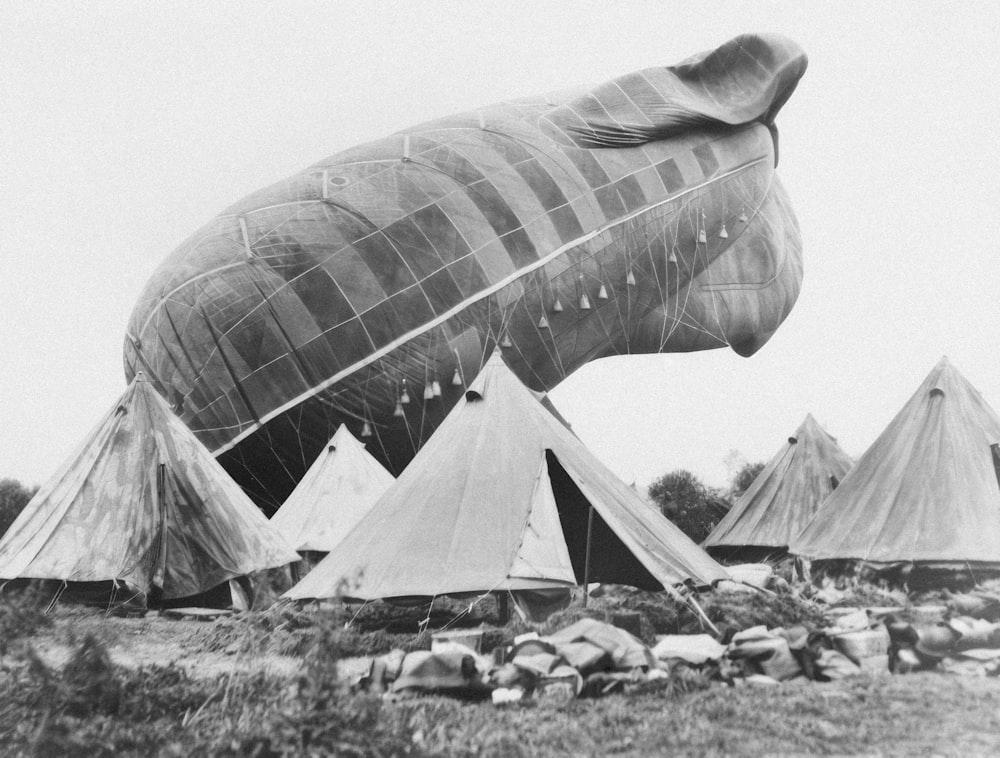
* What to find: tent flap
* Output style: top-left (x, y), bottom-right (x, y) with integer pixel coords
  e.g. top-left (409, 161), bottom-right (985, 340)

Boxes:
top-left (286, 352), bottom-right (727, 601)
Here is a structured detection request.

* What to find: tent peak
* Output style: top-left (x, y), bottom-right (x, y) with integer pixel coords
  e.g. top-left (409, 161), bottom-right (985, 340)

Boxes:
top-left (285, 353), bottom-right (727, 600)
top-left (789, 356), bottom-right (1000, 565)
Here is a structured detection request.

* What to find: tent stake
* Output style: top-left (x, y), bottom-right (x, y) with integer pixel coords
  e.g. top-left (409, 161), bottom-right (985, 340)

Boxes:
top-left (582, 505), bottom-right (595, 607)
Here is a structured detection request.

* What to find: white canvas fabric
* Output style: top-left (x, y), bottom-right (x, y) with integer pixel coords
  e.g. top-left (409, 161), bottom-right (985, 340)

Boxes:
top-left (0, 374), bottom-right (298, 598)
top-left (790, 357), bottom-right (1000, 566)
top-left (285, 352), bottom-right (727, 601)
top-left (507, 460), bottom-right (577, 583)
top-left (269, 424), bottom-right (394, 552)
top-left (705, 414), bottom-right (853, 554)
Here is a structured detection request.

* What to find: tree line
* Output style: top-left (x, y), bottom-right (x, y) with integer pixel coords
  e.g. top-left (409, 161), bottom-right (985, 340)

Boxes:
top-left (647, 461), bottom-right (764, 543)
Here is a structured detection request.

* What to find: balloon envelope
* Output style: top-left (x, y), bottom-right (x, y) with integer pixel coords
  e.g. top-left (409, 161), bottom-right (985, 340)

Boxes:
top-left (125, 34), bottom-right (807, 508)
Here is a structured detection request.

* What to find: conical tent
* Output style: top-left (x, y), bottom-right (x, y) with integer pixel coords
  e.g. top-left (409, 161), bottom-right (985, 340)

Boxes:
top-left (0, 375), bottom-right (298, 599)
top-left (705, 414), bottom-right (853, 560)
top-left (789, 358), bottom-right (1000, 567)
top-left (285, 352), bottom-right (727, 601)
top-left (269, 424), bottom-right (394, 552)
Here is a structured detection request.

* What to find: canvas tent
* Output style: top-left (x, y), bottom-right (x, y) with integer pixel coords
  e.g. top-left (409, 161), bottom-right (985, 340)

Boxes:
top-left (789, 357), bottom-right (1000, 569)
top-left (269, 424), bottom-right (394, 552)
top-left (704, 414), bottom-right (853, 561)
top-left (0, 374), bottom-right (298, 603)
top-left (285, 352), bottom-right (728, 602)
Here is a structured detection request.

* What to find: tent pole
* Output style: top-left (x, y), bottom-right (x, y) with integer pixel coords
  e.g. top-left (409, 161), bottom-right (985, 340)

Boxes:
top-left (582, 505), bottom-right (594, 607)
top-left (990, 443), bottom-right (1000, 492)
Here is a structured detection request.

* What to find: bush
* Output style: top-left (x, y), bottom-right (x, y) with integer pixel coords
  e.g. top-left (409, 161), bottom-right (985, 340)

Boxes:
top-left (697, 591), bottom-right (828, 641)
top-left (0, 478), bottom-right (37, 538)
top-left (4, 620), bottom-right (418, 756)
top-left (730, 461), bottom-right (766, 499)
top-left (0, 584), bottom-right (51, 642)
top-left (648, 470), bottom-right (730, 543)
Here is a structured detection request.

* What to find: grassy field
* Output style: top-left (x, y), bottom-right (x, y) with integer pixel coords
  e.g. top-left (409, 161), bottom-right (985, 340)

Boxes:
top-left (1, 590), bottom-right (999, 757)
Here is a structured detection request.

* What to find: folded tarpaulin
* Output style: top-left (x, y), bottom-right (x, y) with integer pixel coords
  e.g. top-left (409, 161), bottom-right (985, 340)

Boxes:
top-left (545, 617), bottom-right (655, 670)
top-left (652, 634), bottom-right (727, 665)
top-left (727, 627), bottom-right (802, 681)
top-left (391, 650), bottom-right (491, 696)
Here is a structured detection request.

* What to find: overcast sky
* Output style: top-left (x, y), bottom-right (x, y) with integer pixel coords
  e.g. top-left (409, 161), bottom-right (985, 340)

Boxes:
top-left (3, 1), bottom-right (1000, 492)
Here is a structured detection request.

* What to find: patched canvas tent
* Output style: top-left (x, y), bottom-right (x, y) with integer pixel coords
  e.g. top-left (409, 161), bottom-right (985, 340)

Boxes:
top-left (269, 424), bottom-right (394, 552)
top-left (790, 358), bottom-right (1000, 570)
top-left (705, 414), bottom-right (853, 561)
top-left (0, 374), bottom-right (298, 602)
top-left (285, 352), bottom-right (727, 602)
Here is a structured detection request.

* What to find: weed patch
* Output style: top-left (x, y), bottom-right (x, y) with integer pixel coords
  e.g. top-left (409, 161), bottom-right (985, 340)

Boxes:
top-left (0, 585), bottom-right (50, 642)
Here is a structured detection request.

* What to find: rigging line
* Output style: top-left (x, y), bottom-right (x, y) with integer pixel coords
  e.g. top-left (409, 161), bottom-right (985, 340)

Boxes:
top-left (312, 386), bottom-right (360, 419)
top-left (419, 341), bottom-right (438, 443)
top-left (657, 223), bottom-right (679, 350)
top-left (142, 126), bottom-right (593, 345)
top-left (465, 124), bottom-right (594, 201)
top-left (691, 199), bottom-right (729, 345)
top-left (702, 229), bottom-right (731, 348)
top-left (494, 298), bottom-right (517, 348)
top-left (703, 185), bottom-right (789, 292)
top-left (409, 337), bottom-right (439, 445)
top-left (230, 450), bottom-right (271, 502)
top-left (653, 201), bottom-right (691, 348)
top-left (670, 313), bottom-right (730, 344)
top-left (369, 396), bottom-right (395, 470)
top-left (607, 237), bottom-right (632, 345)
top-left (246, 277), bottom-right (321, 390)
top-left (197, 304), bottom-right (260, 426)
top-left (137, 201), bottom-right (373, 340)
top-left (670, 300), bottom-right (732, 341)
top-left (631, 226), bottom-right (662, 352)
top-left (44, 582), bottom-right (67, 615)
top-left (396, 375), bottom-right (420, 459)
top-left (533, 271), bottom-right (568, 380)
top-left (160, 306), bottom-right (202, 404)
top-left (660, 211), bottom-right (703, 351)
top-left (621, 222), bottom-right (636, 354)
top-left (435, 576), bottom-right (511, 634)
top-left (213, 158), bottom-right (767, 456)
top-left (243, 200), bottom-right (322, 249)
top-left (542, 268), bottom-right (570, 379)
top-left (217, 198), bottom-right (327, 222)
top-left (292, 403), bottom-right (309, 474)
top-left (258, 424), bottom-right (302, 498)
top-left (419, 596), bottom-right (437, 635)
top-left (345, 599), bottom-right (372, 628)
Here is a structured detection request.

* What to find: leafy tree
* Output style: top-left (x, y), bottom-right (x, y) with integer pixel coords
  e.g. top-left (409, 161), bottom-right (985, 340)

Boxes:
top-left (0, 478), bottom-right (37, 537)
top-left (730, 461), bottom-right (766, 499)
top-left (648, 469), bottom-right (730, 543)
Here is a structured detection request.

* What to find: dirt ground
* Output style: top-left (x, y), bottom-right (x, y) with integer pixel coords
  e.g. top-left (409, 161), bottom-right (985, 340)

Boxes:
top-left (22, 607), bottom-right (304, 680)
top-left (15, 605), bottom-right (1000, 757)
